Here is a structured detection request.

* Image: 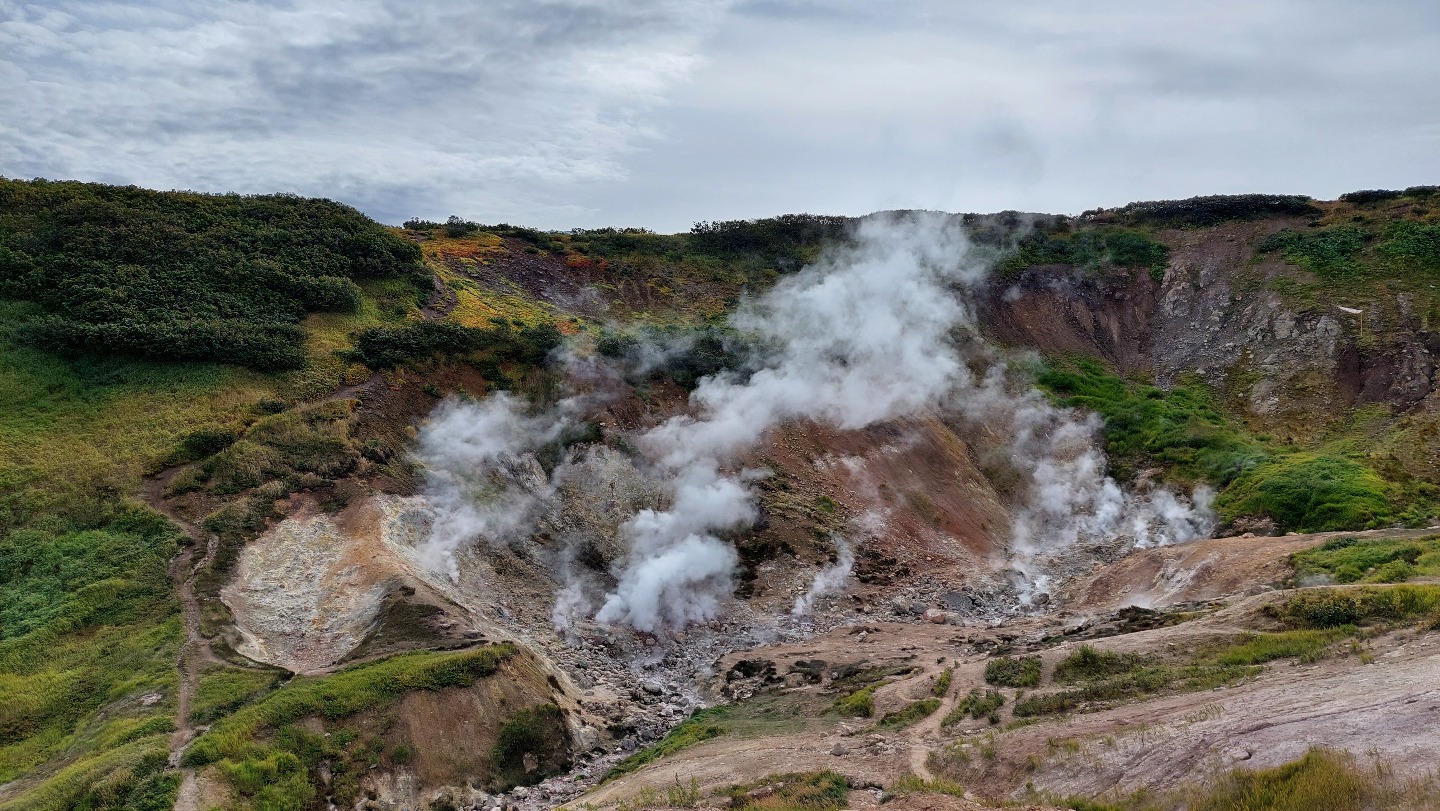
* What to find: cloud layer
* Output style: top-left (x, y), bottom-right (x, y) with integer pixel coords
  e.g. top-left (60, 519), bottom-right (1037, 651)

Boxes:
top-left (5, 0), bottom-right (1434, 229)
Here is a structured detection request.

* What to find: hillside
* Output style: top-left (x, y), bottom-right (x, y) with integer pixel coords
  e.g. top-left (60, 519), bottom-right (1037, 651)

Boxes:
top-left (1, 179), bottom-right (1440, 811)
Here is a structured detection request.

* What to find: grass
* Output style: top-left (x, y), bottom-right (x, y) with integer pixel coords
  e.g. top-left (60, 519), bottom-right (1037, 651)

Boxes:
top-left (832, 684), bottom-right (880, 718)
top-left (723, 771), bottom-right (849, 811)
top-left (183, 644), bottom-right (514, 767)
top-left (604, 707), bottom-right (731, 781)
top-left (877, 699), bottom-right (940, 730)
top-left (1037, 359), bottom-right (1267, 486)
top-left (1211, 629), bottom-right (1354, 666)
top-left (891, 773), bottom-right (969, 798)
top-left (1291, 535), bottom-right (1440, 584)
top-left (943, 689), bottom-right (1005, 726)
top-left (1265, 585), bottom-right (1440, 629)
top-left (932, 666), bottom-right (953, 697)
top-left (1220, 454), bottom-right (1393, 532)
top-left (985, 655), bottom-right (1042, 688)
top-left (189, 666), bottom-right (286, 725)
top-left (1053, 645), bottom-right (1149, 684)
top-left (1039, 747), bottom-right (1440, 811)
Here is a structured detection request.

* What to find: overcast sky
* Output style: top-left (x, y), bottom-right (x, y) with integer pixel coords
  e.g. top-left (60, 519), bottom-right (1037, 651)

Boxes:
top-left (2, 1), bottom-right (1438, 232)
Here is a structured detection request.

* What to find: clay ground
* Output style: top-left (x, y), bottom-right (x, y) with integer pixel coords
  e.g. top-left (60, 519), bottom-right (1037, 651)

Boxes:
top-left (567, 528), bottom-right (1440, 811)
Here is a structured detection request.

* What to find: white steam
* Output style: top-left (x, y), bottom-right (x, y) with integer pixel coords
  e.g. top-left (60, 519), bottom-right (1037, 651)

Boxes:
top-left (792, 537), bottom-right (855, 618)
top-left (412, 392), bottom-right (571, 579)
top-left (412, 212), bottom-right (1216, 632)
top-left (592, 213), bottom-right (987, 632)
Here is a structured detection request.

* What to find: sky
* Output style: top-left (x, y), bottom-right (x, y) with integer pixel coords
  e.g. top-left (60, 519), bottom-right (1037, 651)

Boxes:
top-left (2, 0), bottom-right (1438, 232)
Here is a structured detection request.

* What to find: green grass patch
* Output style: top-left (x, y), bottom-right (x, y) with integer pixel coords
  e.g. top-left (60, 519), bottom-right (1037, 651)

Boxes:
top-left (190, 666), bottom-right (287, 726)
top-left (985, 655), bottom-right (1041, 688)
top-left (942, 689), bottom-right (1005, 726)
top-left (604, 706), bottom-right (730, 781)
top-left (1219, 454), bottom-right (1392, 532)
top-left (183, 644), bottom-right (514, 767)
top-left (1265, 585), bottom-right (1440, 629)
top-left (832, 684), bottom-right (880, 718)
top-left (932, 666), bottom-right (953, 697)
top-left (1210, 629), bottom-right (1354, 666)
top-left (1291, 535), bottom-right (1440, 584)
top-left (723, 770), bottom-right (849, 811)
top-left (1037, 359), bottom-right (1266, 486)
top-left (1053, 645), bottom-right (1148, 684)
top-left (1000, 227), bottom-right (1170, 279)
top-left (877, 698), bottom-right (940, 730)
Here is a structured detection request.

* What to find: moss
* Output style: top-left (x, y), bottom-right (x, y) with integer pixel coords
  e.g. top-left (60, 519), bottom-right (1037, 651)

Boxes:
top-left (831, 684), bottom-right (879, 718)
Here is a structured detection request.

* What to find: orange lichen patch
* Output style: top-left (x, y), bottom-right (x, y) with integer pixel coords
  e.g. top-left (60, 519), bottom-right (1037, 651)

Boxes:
top-left (419, 232), bottom-right (505, 261)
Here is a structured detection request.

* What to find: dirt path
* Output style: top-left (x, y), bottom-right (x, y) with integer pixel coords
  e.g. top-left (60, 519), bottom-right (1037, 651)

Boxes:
top-left (140, 470), bottom-right (224, 810)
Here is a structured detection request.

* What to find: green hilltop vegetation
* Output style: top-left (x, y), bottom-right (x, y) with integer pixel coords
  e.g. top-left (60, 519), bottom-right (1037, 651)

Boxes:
top-left (1, 178), bottom-right (1439, 807)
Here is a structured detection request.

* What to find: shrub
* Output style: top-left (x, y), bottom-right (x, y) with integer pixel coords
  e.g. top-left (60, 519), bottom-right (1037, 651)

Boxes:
top-left (985, 655), bottom-right (1041, 688)
top-left (1053, 645), bottom-right (1147, 683)
top-left (942, 688), bottom-right (1005, 726)
top-left (491, 703), bottom-right (570, 788)
top-left (1258, 227), bottom-right (1367, 277)
top-left (1091, 194), bottom-right (1320, 228)
top-left (350, 319), bottom-right (563, 370)
top-left (1339, 189), bottom-right (1403, 205)
top-left (932, 667), bottom-right (953, 697)
top-left (0, 178), bottom-right (426, 370)
top-left (1291, 535), bottom-right (1437, 584)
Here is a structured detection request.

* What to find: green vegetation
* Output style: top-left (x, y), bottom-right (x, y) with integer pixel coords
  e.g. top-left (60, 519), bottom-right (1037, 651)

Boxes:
top-left (1038, 359), bottom-right (1265, 485)
top-left (832, 684), bottom-right (880, 718)
top-left (1037, 358), bottom-right (1433, 532)
top-left (604, 707), bottom-right (730, 781)
top-left (0, 507), bottom-right (181, 786)
top-left (1040, 747), bottom-right (1440, 811)
top-left (877, 698), bottom-right (940, 730)
top-left (985, 655), bottom-right (1042, 688)
top-left (596, 324), bottom-right (747, 389)
top-left (1053, 645), bottom-right (1148, 684)
top-left (181, 646), bottom-right (514, 808)
top-left (723, 771), bottom-right (849, 811)
top-left (1258, 227), bottom-right (1367, 277)
top-left (999, 227), bottom-right (1170, 279)
top-left (1291, 535), bottom-right (1440, 584)
top-left (190, 667), bottom-right (286, 725)
top-left (943, 689), bottom-right (1005, 726)
top-left (1220, 455), bottom-right (1392, 532)
top-left (1090, 194), bottom-right (1320, 228)
top-left (1266, 585), bottom-right (1440, 629)
top-left (1211, 629), bottom-right (1353, 666)
top-left (0, 179), bottom-right (426, 370)
top-left (932, 666), bottom-right (953, 697)
top-left (891, 773), bottom-right (969, 798)
top-left (350, 318), bottom-right (562, 371)
top-left (492, 703), bottom-right (570, 788)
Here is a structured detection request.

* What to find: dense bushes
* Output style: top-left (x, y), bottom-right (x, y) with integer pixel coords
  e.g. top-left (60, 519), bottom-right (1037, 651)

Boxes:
top-left (1258, 226), bottom-right (1367, 277)
top-left (689, 214), bottom-right (851, 257)
top-left (1000, 227), bottom-right (1170, 278)
top-left (1089, 194), bottom-right (1319, 227)
top-left (0, 179), bottom-right (426, 370)
top-left (350, 319), bottom-right (563, 369)
top-left (984, 655), bottom-right (1042, 688)
top-left (491, 703), bottom-right (570, 788)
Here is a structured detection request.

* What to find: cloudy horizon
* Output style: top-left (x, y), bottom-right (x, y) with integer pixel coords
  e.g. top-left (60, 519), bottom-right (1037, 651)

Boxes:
top-left (2, 0), bottom-right (1438, 232)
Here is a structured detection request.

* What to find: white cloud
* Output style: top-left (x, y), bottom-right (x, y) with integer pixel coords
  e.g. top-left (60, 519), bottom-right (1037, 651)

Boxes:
top-left (2, 0), bottom-right (1437, 229)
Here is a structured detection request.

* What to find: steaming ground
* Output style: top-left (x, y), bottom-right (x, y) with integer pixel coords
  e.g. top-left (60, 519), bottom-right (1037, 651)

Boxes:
top-left (412, 212), bottom-right (1214, 635)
